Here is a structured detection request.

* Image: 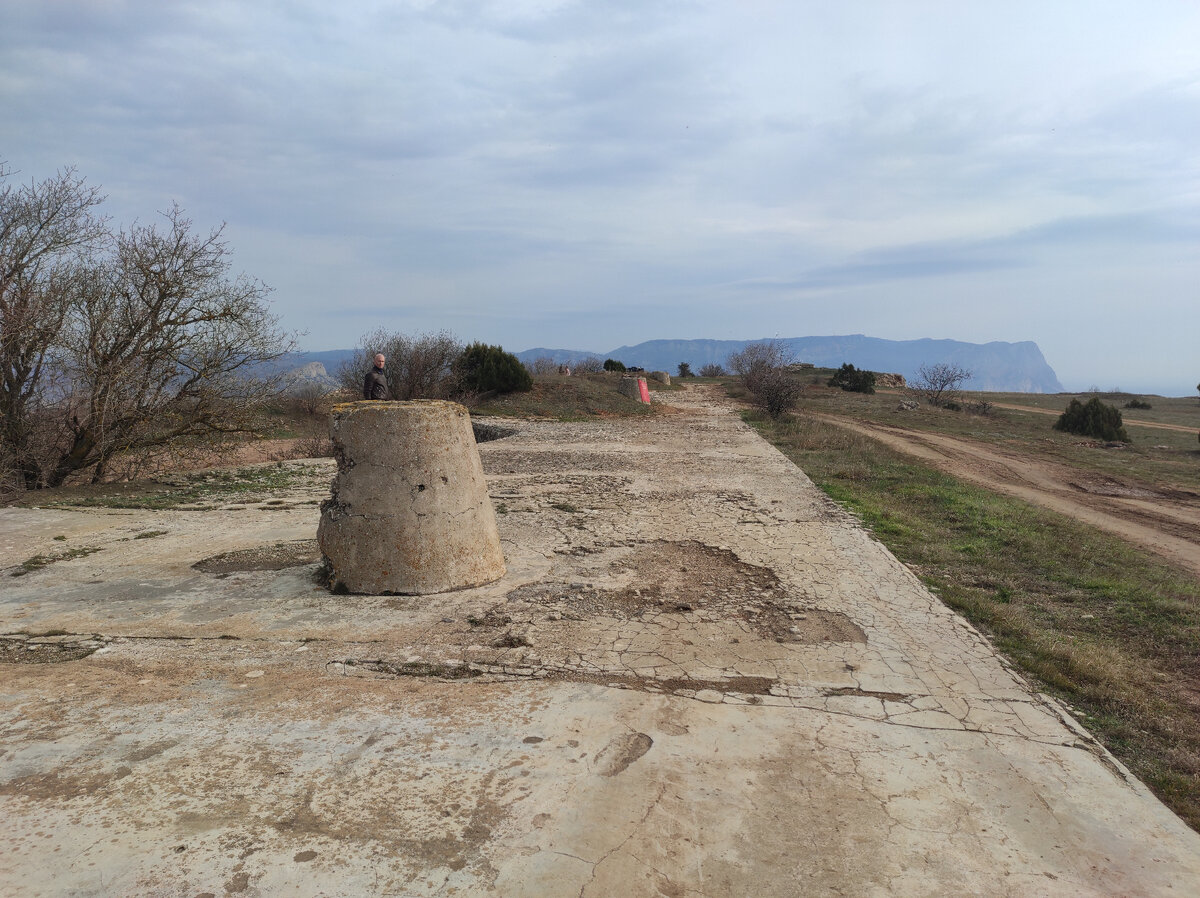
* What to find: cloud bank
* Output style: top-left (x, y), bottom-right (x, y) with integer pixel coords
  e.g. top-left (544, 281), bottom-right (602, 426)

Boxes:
top-left (2, 0), bottom-right (1197, 392)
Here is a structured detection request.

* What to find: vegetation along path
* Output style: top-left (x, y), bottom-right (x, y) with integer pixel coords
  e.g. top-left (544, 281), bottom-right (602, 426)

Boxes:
top-left (819, 413), bottom-right (1200, 577)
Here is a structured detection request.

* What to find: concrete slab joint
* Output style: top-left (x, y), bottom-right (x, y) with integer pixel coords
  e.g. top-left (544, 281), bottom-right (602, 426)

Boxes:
top-left (317, 400), bottom-right (506, 594)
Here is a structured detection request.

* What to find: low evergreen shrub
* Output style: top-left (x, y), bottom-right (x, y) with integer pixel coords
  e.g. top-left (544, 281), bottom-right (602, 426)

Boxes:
top-left (456, 343), bottom-right (533, 394)
top-left (827, 363), bottom-right (876, 394)
top-left (1054, 397), bottom-right (1130, 442)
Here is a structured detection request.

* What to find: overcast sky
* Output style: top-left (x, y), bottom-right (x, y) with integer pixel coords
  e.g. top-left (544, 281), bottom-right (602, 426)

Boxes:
top-left (3, 1), bottom-right (1197, 393)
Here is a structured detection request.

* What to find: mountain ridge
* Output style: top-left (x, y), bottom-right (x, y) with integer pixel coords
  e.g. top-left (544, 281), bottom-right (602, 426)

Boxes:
top-left (516, 335), bottom-right (1064, 393)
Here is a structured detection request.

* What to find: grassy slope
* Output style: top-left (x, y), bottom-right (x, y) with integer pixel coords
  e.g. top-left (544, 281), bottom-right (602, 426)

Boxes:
top-left (472, 372), bottom-right (663, 420)
top-left (738, 377), bottom-right (1200, 831)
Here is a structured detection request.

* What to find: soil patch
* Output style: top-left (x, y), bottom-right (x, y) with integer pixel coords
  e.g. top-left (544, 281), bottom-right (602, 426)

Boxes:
top-left (505, 540), bottom-right (866, 644)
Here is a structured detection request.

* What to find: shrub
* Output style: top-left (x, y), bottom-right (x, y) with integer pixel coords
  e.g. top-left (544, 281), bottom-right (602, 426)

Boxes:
top-left (911, 362), bottom-right (972, 407)
top-left (455, 343), bottom-right (533, 395)
top-left (1054, 397), bottom-right (1130, 442)
top-left (573, 357), bottom-right (604, 374)
top-left (698, 363), bottom-right (725, 377)
top-left (1124, 399), bottom-right (1152, 410)
top-left (289, 381), bottom-right (336, 417)
top-left (827, 363), bottom-right (876, 394)
top-left (603, 358), bottom-right (626, 372)
top-left (727, 340), bottom-right (792, 395)
top-left (527, 356), bottom-right (558, 375)
top-left (753, 368), bottom-right (803, 419)
top-left (677, 362), bottom-right (694, 378)
top-left (340, 328), bottom-right (462, 400)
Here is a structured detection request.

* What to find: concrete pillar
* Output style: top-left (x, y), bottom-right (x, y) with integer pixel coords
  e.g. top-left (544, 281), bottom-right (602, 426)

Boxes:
top-left (618, 376), bottom-right (650, 403)
top-left (317, 400), bottom-right (506, 595)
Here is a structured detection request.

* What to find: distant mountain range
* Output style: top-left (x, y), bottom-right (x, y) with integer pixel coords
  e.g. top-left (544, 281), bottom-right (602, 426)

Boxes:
top-left (278, 335), bottom-right (1065, 394)
top-left (515, 335), bottom-right (1064, 393)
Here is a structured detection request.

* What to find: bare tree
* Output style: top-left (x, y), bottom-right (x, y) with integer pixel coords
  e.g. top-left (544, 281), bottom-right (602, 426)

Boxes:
top-left (698, 363), bottom-right (725, 377)
top-left (726, 340), bottom-right (802, 419)
top-left (338, 328), bottom-right (462, 400)
top-left (42, 205), bottom-right (293, 486)
top-left (291, 380), bottom-right (335, 417)
top-left (572, 356), bottom-right (604, 374)
top-left (910, 362), bottom-right (973, 407)
top-left (0, 165), bottom-right (107, 488)
top-left (526, 356), bottom-right (558, 375)
top-left (727, 339), bottom-right (792, 395)
top-left (1, 167), bottom-right (294, 490)
top-left (753, 367), bottom-right (804, 419)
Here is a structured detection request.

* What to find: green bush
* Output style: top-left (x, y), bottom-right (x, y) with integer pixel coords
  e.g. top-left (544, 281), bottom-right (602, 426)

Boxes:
top-left (603, 358), bottom-right (626, 372)
top-left (677, 362), bottom-right (694, 378)
top-left (1054, 397), bottom-right (1130, 442)
top-left (754, 367), bottom-right (803, 420)
top-left (827, 363), bottom-right (876, 394)
top-left (456, 343), bottom-right (533, 395)
top-left (1124, 399), bottom-right (1152, 410)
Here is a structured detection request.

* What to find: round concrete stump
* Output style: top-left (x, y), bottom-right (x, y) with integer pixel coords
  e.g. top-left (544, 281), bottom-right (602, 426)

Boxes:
top-left (317, 400), bottom-right (506, 595)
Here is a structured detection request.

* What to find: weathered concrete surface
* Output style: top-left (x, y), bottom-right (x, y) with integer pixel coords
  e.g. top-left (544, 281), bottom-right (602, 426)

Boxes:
top-left (617, 375), bottom-right (649, 402)
top-left (318, 400), bottom-right (505, 594)
top-left (2, 384), bottom-right (1199, 897)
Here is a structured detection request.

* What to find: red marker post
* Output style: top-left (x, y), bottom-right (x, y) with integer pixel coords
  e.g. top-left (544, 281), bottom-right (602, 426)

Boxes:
top-left (638, 377), bottom-right (651, 403)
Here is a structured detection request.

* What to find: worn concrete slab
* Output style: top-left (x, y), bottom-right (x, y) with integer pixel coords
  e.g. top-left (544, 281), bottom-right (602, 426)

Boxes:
top-left (2, 385), bottom-right (1199, 897)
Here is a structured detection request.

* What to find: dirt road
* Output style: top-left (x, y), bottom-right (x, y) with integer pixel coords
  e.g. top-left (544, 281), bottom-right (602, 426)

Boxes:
top-left (821, 414), bottom-right (1200, 577)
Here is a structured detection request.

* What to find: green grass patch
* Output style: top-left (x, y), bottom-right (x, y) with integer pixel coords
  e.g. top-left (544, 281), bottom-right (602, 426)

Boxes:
top-left (472, 373), bottom-right (657, 421)
top-left (744, 408), bottom-right (1200, 832)
top-left (33, 465), bottom-right (309, 511)
top-left (12, 546), bottom-right (102, 577)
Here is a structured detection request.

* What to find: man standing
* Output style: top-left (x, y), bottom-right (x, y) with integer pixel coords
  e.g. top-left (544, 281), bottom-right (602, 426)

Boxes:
top-left (363, 353), bottom-right (389, 400)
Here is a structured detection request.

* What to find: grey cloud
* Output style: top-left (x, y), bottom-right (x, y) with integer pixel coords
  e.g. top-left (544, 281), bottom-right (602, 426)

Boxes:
top-left (727, 204), bottom-right (1199, 296)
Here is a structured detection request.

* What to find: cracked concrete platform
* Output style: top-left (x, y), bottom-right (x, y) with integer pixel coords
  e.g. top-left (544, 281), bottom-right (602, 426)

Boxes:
top-left (2, 385), bottom-right (1198, 897)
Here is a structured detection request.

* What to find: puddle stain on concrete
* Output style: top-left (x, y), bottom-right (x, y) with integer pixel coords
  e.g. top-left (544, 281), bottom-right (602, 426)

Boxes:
top-left (507, 539), bottom-right (867, 645)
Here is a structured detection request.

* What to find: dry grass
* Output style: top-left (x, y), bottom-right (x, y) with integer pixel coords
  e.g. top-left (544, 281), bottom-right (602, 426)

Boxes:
top-left (743, 400), bottom-right (1200, 832)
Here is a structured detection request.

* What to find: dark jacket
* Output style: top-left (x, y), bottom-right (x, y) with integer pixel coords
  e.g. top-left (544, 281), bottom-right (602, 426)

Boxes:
top-left (363, 366), bottom-right (389, 400)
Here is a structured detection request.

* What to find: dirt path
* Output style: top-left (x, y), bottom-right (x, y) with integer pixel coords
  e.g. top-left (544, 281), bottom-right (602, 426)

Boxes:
top-left (820, 414), bottom-right (1200, 577)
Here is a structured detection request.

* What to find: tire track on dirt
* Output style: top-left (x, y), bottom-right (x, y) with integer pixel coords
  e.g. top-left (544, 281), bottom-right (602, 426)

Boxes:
top-left (818, 414), bottom-right (1200, 578)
